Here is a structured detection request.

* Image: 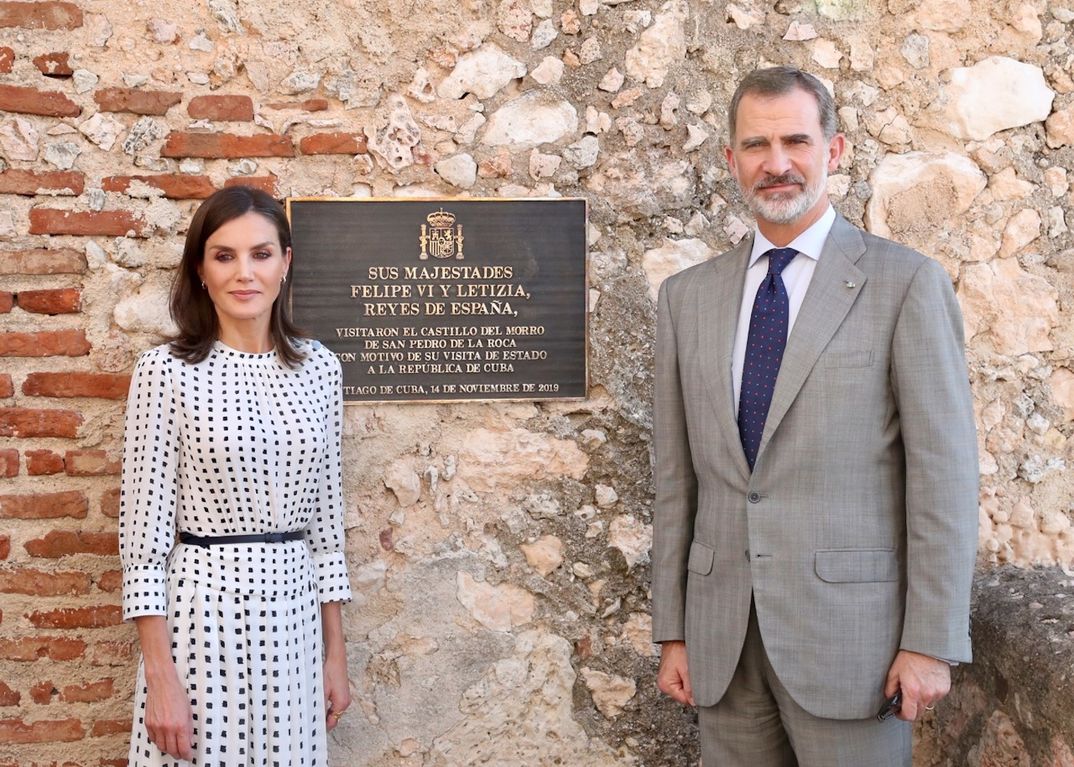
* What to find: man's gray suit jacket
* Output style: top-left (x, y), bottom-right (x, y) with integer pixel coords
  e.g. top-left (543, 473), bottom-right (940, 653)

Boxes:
top-left (651, 214), bottom-right (979, 720)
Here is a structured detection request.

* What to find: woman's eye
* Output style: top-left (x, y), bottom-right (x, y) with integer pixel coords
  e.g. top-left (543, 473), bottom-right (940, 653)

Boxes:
top-left (215, 253), bottom-right (233, 262)
top-left (254, 251), bottom-right (272, 259)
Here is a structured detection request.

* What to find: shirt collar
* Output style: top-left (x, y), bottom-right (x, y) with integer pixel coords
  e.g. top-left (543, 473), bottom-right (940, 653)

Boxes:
top-left (748, 204), bottom-right (837, 267)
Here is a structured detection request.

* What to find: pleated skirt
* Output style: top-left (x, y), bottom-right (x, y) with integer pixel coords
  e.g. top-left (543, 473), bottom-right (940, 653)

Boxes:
top-left (128, 575), bottom-right (325, 767)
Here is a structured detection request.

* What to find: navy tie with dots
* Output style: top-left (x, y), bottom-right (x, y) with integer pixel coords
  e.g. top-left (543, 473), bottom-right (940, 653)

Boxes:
top-left (738, 247), bottom-right (798, 471)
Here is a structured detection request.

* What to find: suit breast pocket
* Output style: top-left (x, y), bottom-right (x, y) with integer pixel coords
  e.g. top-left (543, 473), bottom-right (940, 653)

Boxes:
top-left (814, 548), bottom-right (899, 583)
top-left (819, 350), bottom-right (874, 369)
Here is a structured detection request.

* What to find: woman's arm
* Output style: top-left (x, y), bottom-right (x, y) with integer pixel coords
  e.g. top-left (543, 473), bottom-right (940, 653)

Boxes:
top-left (134, 616), bottom-right (194, 759)
top-left (321, 602), bottom-right (351, 731)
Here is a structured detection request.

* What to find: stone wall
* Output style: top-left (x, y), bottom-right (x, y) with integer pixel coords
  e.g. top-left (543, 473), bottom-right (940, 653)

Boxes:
top-left (0, 0), bottom-right (1070, 764)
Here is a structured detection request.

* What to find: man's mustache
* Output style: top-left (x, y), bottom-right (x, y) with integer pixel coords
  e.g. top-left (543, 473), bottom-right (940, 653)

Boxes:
top-left (752, 173), bottom-right (805, 192)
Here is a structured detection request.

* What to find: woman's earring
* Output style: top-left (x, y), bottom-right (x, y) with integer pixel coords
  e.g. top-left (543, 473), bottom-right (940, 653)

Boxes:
top-left (201, 281), bottom-right (206, 289)
top-left (281, 273), bottom-right (287, 284)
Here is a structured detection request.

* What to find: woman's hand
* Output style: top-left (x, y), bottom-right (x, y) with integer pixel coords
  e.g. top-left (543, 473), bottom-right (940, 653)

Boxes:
top-left (144, 671), bottom-right (195, 759)
top-left (324, 651), bottom-right (352, 732)
top-left (321, 601), bottom-right (351, 732)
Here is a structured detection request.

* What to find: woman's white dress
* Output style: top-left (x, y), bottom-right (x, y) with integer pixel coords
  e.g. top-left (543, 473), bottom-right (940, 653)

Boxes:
top-left (119, 340), bottom-right (351, 766)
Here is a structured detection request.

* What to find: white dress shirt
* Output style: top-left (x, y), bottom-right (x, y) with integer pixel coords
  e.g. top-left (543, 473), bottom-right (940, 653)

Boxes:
top-left (731, 204), bottom-right (837, 410)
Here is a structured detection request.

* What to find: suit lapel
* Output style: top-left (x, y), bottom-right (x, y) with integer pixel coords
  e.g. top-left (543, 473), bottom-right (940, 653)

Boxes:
top-left (697, 237), bottom-right (751, 478)
top-left (756, 216), bottom-right (868, 462)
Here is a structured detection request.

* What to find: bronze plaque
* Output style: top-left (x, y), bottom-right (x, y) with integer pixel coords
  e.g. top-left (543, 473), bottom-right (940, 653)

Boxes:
top-left (286, 198), bottom-right (588, 402)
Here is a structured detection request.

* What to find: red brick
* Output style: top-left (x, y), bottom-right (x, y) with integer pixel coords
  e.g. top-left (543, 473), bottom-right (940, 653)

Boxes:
top-left (0, 248), bottom-right (86, 275)
top-left (0, 169), bottom-right (83, 196)
top-left (265, 97), bottom-right (329, 111)
top-left (99, 487), bottom-right (120, 519)
top-left (102, 173), bottom-right (215, 200)
top-left (0, 535), bottom-right (9, 559)
top-left (93, 87), bottom-right (180, 115)
top-left (65, 450), bottom-right (120, 477)
top-left (15, 287), bottom-right (81, 314)
top-left (96, 570), bottom-right (121, 592)
top-left (0, 330), bottom-right (89, 357)
top-left (0, 2), bottom-right (82, 30)
top-left (162, 131), bottom-right (294, 159)
top-left (224, 175), bottom-right (278, 196)
top-left (33, 51), bottom-right (72, 77)
top-left (0, 450), bottom-right (15, 478)
top-left (0, 636), bottom-right (85, 661)
top-left (0, 408), bottom-right (83, 438)
top-left (85, 639), bottom-right (134, 666)
top-left (26, 449), bottom-right (64, 475)
top-left (299, 132), bottom-right (368, 155)
top-left (0, 291), bottom-right (10, 313)
top-left (28, 605), bottom-right (122, 629)
top-left (0, 567), bottom-right (89, 595)
top-left (0, 84), bottom-right (79, 117)
top-left (23, 372), bottom-right (130, 399)
top-left (101, 760), bottom-right (127, 767)
top-left (0, 491), bottom-right (88, 519)
top-left (90, 718), bottom-right (129, 737)
top-left (29, 679), bottom-right (55, 704)
top-left (188, 94), bottom-right (254, 121)
top-left (0, 717), bottom-right (84, 742)
top-left (0, 375), bottom-right (10, 398)
top-left (0, 681), bottom-right (19, 706)
top-left (25, 530), bottom-right (118, 557)
top-left (0, 47), bottom-right (12, 73)
top-left (62, 678), bottom-right (113, 703)
top-left (29, 208), bottom-right (144, 237)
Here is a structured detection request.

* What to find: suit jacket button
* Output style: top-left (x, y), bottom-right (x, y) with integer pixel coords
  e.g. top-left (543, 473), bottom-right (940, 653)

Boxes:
top-left (747, 492), bottom-right (761, 503)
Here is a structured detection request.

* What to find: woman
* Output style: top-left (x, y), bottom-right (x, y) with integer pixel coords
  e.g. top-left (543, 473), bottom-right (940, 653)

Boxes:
top-left (119, 186), bottom-right (352, 765)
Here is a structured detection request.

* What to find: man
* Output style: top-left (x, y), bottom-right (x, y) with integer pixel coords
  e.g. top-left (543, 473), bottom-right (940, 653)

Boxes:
top-left (651, 67), bottom-right (978, 766)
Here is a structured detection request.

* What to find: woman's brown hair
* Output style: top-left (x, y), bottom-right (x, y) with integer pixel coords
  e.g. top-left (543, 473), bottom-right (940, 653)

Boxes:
top-left (169, 185), bottom-right (306, 367)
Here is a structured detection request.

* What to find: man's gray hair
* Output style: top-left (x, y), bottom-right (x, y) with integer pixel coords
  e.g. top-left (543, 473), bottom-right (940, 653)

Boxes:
top-left (728, 66), bottom-right (838, 142)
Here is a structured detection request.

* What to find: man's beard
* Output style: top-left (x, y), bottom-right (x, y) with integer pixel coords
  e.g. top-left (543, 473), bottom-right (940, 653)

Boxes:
top-left (744, 168), bottom-right (827, 225)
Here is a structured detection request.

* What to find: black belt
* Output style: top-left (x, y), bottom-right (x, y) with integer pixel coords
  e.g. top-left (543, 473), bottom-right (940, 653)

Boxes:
top-left (178, 531), bottom-right (305, 547)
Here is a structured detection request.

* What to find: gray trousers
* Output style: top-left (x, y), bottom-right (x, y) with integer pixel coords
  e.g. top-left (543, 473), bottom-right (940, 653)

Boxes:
top-left (698, 604), bottom-right (911, 767)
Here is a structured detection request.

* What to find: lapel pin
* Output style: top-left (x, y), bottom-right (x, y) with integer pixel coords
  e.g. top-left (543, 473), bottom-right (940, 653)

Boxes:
top-left (844, 280), bottom-right (856, 289)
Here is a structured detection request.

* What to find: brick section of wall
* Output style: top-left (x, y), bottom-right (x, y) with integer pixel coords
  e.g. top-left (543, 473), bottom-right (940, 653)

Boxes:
top-left (22, 372), bottom-right (130, 399)
top-left (0, 248), bottom-right (86, 274)
top-left (0, 449), bottom-right (17, 478)
top-left (299, 132), bottom-right (369, 155)
top-left (0, 290), bottom-right (11, 312)
top-left (33, 51), bottom-right (72, 77)
top-left (162, 131), bottom-right (295, 158)
top-left (93, 86), bottom-right (181, 114)
top-left (29, 208), bottom-right (145, 237)
top-left (14, 287), bottom-right (81, 314)
top-left (27, 605), bottom-right (123, 629)
top-left (25, 449), bottom-right (64, 475)
top-left (188, 94), bottom-right (254, 121)
top-left (0, 46), bottom-right (13, 72)
top-left (0, 2), bottom-right (83, 30)
top-left (0, 681), bottom-right (20, 706)
top-left (0, 409), bottom-right (83, 438)
top-left (225, 175), bottom-right (279, 195)
top-left (25, 530), bottom-right (119, 557)
top-left (0, 83), bottom-right (80, 116)
top-left (99, 487), bottom-right (120, 518)
top-left (0, 169), bottom-right (84, 195)
top-left (102, 173), bottom-right (216, 199)
top-left (0, 491), bottom-right (88, 519)
top-left (0, 567), bottom-right (90, 595)
top-left (0, 717), bottom-right (85, 743)
top-left (0, 330), bottom-right (90, 357)
top-left (0, 636), bottom-right (85, 661)
top-left (62, 678), bottom-right (114, 703)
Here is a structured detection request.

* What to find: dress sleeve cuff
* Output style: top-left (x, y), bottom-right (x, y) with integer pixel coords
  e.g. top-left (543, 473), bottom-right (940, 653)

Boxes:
top-left (121, 564), bottom-right (169, 620)
top-left (311, 551), bottom-right (352, 604)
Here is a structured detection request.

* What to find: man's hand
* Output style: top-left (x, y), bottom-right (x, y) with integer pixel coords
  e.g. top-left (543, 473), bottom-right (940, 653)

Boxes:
top-left (657, 640), bottom-right (695, 706)
top-left (884, 649), bottom-right (951, 721)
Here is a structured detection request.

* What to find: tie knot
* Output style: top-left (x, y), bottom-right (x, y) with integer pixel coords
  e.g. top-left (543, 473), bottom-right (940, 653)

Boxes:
top-left (765, 247), bottom-right (797, 277)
